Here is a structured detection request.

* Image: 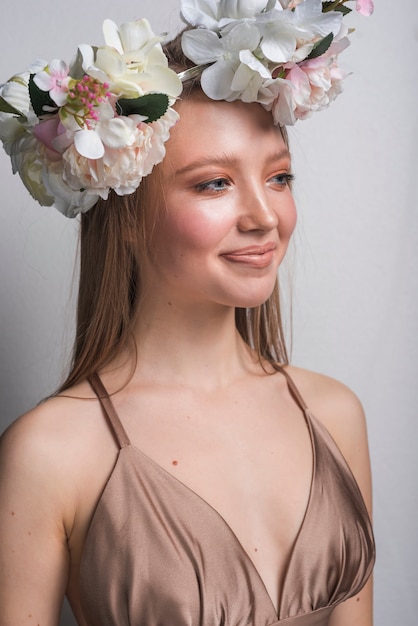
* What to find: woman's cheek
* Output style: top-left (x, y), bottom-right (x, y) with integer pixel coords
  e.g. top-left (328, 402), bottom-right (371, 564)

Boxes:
top-left (164, 203), bottom-right (233, 251)
top-left (281, 197), bottom-right (297, 241)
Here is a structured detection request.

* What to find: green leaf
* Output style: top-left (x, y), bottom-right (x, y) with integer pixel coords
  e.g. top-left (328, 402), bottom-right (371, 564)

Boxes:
top-left (28, 74), bottom-right (57, 117)
top-left (0, 95), bottom-right (25, 118)
top-left (322, 1), bottom-right (338, 11)
top-left (116, 93), bottom-right (169, 122)
top-left (306, 32), bottom-right (334, 60)
top-left (333, 5), bottom-right (352, 14)
top-left (322, 1), bottom-right (352, 14)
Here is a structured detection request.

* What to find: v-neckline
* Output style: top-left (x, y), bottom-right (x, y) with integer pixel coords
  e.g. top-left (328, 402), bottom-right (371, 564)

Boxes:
top-left (102, 405), bottom-right (316, 621)
top-left (86, 370), bottom-right (317, 621)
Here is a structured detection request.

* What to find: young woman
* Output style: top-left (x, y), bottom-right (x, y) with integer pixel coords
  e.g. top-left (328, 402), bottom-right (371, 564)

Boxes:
top-left (0, 2), bottom-right (375, 625)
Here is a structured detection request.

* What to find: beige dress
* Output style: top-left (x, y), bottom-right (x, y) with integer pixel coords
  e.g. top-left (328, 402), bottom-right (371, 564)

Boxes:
top-left (79, 370), bottom-right (375, 625)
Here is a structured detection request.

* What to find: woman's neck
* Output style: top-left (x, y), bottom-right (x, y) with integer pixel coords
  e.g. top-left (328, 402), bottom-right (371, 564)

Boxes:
top-left (127, 299), bottom-right (257, 392)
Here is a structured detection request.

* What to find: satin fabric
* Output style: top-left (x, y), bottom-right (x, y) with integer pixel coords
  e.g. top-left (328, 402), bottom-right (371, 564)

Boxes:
top-left (79, 372), bottom-right (375, 625)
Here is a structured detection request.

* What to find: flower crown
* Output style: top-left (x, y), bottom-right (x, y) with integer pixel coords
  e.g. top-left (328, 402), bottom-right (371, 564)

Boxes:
top-left (0, 0), bottom-right (373, 218)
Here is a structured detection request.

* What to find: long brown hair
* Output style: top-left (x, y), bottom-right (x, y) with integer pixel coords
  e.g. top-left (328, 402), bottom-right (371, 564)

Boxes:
top-left (58, 31), bottom-right (290, 392)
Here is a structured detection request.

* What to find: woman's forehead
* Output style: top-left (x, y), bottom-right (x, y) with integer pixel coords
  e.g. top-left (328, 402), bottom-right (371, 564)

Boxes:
top-left (164, 97), bottom-right (287, 165)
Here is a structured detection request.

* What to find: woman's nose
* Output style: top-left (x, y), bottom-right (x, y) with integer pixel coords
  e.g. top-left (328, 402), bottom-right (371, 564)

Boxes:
top-left (237, 189), bottom-right (278, 232)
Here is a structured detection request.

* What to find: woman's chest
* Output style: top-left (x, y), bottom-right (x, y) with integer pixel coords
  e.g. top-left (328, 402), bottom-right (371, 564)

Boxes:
top-left (69, 383), bottom-right (313, 617)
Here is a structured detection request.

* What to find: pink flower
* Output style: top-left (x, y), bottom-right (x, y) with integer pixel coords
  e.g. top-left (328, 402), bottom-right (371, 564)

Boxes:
top-left (355, 0), bottom-right (374, 16)
top-left (287, 54), bottom-right (346, 121)
top-left (34, 60), bottom-right (71, 107)
top-left (32, 116), bottom-right (68, 161)
top-left (263, 41), bottom-right (349, 125)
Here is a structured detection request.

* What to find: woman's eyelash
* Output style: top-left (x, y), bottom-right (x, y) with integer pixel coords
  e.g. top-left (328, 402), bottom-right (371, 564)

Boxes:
top-left (194, 178), bottom-right (230, 192)
top-left (271, 173), bottom-right (294, 186)
top-left (194, 173), bottom-right (294, 193)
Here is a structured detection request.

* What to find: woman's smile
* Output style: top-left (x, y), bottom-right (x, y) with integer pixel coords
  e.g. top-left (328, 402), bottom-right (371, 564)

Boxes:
top-left (220, 243), bottom-right (277, 268)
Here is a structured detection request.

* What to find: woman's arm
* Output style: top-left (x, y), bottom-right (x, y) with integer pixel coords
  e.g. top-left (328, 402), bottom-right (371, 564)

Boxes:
top-left (0, 407), bottom-right (73, 626)
top-left (286, 366), bottom-right (374, 626)
top-left (327, 388), bottom-right (373, 626)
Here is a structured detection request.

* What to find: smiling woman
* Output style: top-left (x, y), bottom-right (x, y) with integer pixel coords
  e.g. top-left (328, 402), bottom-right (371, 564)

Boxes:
top-left (0, 2), bottom-right (375, 625)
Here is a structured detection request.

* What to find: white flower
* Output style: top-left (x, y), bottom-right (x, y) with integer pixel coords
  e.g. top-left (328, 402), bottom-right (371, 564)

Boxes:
top-left (9, 136), bottom-right (56, 206)
top-left (0, 63), bottom-right (51, 158)
top-left (0, 112), bottom-right (29, 156)
top-left (63, 100), bottom-right (138, 160)
top-left (181, 0), bottom-right (221, 30)
top-left (181, 0), bottom-right (273, 29)
top-left (219, 0), bottom-right (271, 19)
top-left (0, 74), bottom-right (36, 155)
top-left (255, 0), bottom-right (342, 63)
top-left (290, 0), bottom-right (343, 38)
top-left (0, 61), bottom-right (46, 116)
top-left (182, 21), bottom-right (265, 100)
top-left (182, 20), bottom-right (260, 65)
top-left (76, 19), bottom-right (182, 100)
top-left (61, 108), bottom-right (179, 202)
top-left (255, 9), bottom-right (306, 63)
top-left (33, 60), bottom-right (71, 107)
top-left (258, 77), bottom-right (297, 125)
top-left (0, 74), bottom-right (31, 116)
top-left (41, 157), bottom-right (99, 217)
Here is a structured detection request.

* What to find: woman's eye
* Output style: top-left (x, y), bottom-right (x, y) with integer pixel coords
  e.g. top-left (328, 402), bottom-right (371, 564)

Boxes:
top-left (271, 173), bottom-right (294, 187)
top-left (194, 178), bottom-right (230, 193)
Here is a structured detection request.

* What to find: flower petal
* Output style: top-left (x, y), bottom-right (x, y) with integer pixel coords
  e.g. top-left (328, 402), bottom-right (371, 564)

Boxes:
top-left (133, 65), bottom-right (183, 98)
top-left (45, 164), bottom-right (99, 217)
top-left (99, 117), bottom-right (134, 149)
top-left (33, 116), bottom-right (62, 152)
top-left (239, 49), bottom-right (270, 78)
top-left (292, 0), bottom-right (342, 38)
top-left (33, 71), bottom-right (53, 92)
top-left (200, 60), bottom-right (238, 100)
top-left (219, 0), bottom-right (269, 19)
top-left (222, 22), bottom-right (261, 53)
top-left (49, 59), bottom-right (69, 77)
top-left (94, 47), bottom-right (127, 80)
top-left (102, 19), bottom-right (124, 54)
top-left (355, 0), bottom-right (374, 16)
top-left (261, 28), bottom-right (297, 63)
top-left (118, 18), bottom-right (156, 53)
top-left (181, 29), bottom-right (223, 63)
top-left (74, 129), bottom-right (104, 159)
top-left (0, 75), bottom-right (31, 114)
top-left (181, 0), bottom-right (220, 29)
top-left (231, 63), bottom-right (264, 101)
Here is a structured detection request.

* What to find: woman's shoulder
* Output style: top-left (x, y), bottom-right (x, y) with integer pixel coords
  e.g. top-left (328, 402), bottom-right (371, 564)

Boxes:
top-left (0, 379), bottom-right (119, 537)
top-left (281, 365), bottom-right (369, 470)
top-left (283, 364), bottom-right (364, 416)
top-left (2, 380), bottom-right (97, 451)
top-left (0, 379), bottom-right (112, 497)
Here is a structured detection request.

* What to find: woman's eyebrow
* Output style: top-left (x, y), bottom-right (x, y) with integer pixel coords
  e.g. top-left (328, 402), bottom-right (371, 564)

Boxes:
top-left (173, 154), bottom-right (240, 177)
top-left (172, 148), bottom-right (291, 178)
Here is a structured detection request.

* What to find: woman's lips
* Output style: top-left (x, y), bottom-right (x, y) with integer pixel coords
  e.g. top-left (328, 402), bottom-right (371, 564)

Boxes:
top-left (221, 243), bottom-right (277, 268)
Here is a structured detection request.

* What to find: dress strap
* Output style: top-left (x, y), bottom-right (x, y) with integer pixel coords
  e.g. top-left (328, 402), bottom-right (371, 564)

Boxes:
top-left (277, 365), bottom-right (309, 413)
top-left (88, 373), bottom-right (131, 449)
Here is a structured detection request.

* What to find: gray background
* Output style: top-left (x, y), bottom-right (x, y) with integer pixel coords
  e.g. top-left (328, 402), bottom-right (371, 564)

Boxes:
top-left (1, 1), bottom-right (417, 624)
